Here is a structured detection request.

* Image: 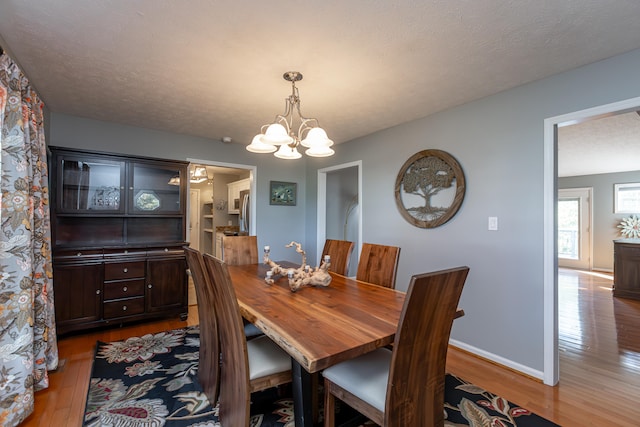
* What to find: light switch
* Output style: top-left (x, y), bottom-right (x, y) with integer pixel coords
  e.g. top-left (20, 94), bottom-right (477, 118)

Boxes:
top-left (488, 216), bottom-right (498, 231)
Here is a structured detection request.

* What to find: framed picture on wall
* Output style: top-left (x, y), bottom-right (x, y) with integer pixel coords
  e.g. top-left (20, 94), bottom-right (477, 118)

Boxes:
top-left (614, 183), bottom-right (640, 213)
top-left (270, 181), bottom-right (297, 206)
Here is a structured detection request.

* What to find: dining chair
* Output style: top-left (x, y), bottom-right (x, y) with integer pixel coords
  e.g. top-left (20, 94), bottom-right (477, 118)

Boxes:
top-left (221, 235), bottom-right (263, 337)
top-left (222, 235), bottom-right (258, 265)
top-left (322, 266), bottom-right (469, 427)
top-left (203, 253), bottom-right (292, 427)
top-left (184, 246), bottom-right (220, 405)
top-left (356, 243), bottom-right (401, 289)
top-left (321, 239), bottom-right (355, 276)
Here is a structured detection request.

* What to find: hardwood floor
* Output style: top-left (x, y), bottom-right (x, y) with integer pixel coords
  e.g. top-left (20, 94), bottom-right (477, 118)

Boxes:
top-left (20, 310), bottom-right (199, 427)
top-left (20, 269), bottom-right (640, 426)
top-left (448, 268), bottom-right (640, 426)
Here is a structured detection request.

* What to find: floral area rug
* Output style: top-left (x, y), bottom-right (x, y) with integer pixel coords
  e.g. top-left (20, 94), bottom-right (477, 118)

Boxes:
top-left (84, 326), bottom-right (560, 426)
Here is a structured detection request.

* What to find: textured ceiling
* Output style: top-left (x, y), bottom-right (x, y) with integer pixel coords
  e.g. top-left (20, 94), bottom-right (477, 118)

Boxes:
top-left (1, 0), bottom-right (640, 176)
top-left (558, 111), bottom-right (640, 177)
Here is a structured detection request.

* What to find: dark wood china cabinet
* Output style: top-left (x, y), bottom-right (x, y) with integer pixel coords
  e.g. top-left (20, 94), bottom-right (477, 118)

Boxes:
top-left (49, 147), bottom-right (189, 334)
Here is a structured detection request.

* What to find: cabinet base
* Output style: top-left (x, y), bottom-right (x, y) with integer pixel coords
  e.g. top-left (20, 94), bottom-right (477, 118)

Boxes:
top-left (56, 310), bottom-right (188, 336)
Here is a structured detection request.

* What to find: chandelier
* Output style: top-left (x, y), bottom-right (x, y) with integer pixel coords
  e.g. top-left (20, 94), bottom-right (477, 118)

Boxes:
top-left (246, 71), bottom-right (334, 159)
top-left (167, 166), bottom-right (208, 185)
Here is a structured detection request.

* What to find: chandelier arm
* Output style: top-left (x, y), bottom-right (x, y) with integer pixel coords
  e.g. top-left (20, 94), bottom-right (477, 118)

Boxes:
top-left (297, 117), bottom-right (320, 140)
top-left (273, 114), bottom-right (292, 134)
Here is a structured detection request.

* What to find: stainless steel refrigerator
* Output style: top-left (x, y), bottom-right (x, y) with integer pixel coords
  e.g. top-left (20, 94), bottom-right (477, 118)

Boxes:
top-left (239, 189), bottom-right (250, 235)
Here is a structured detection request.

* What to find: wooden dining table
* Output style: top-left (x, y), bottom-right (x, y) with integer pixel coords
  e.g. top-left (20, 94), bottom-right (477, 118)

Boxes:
top-left (227, 261), bottom-right (407, 427)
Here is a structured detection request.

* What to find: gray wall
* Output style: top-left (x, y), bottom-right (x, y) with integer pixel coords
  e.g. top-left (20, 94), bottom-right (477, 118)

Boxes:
top-left (49, 47), bottom-right (640, 378)
top-left (304, 48), bottom-right (640, 375)
top-left (559, 170), bottom-right (640, 271)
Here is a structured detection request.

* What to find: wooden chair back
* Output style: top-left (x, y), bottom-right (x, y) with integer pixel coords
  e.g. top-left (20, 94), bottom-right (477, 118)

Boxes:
top-left (222, 235), bottom-right (258, 265)
top-left (321, 239), bottom-right (354, 276)
top-left (356, 243), bottom-right (401, 289)
top-left (385, 266), bottom-right (469, 427)
top-left (202, 253), bottom-right (252, 427)
top-left (183, 246), bottom-right (219, 405)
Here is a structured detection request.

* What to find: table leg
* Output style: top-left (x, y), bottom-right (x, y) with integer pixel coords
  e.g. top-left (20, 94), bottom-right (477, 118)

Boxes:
top-left (292, 359), bottom-right (314, 427)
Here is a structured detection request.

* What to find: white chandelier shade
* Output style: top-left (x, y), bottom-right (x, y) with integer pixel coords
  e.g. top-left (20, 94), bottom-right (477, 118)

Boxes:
top-left (300, 127), bottom-right (333, 148)
top-left (246, 135), bottom-right (277, 153)
top-left (306, 144), bottom-right (335, 157)
top-left (274, 144), bottom-right (302, 160)
top-left (261, 123), bottom-right (294, 146)
top-left (246, 71), bottom-right (334, 159)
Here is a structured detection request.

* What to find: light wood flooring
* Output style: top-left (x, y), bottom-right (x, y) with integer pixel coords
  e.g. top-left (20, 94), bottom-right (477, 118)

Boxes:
top-left (20, 269), bottom-right (640, 426)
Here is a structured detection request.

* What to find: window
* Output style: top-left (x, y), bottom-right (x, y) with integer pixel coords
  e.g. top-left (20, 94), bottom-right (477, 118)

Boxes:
top-left (558, 198), bottom-right (579, 260)
top-left (614, 183), bottom-right (640, 213)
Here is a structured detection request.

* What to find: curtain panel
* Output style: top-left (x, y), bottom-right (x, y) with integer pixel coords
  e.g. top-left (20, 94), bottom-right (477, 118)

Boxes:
top-left (0, 52), bottom-right (58, 427)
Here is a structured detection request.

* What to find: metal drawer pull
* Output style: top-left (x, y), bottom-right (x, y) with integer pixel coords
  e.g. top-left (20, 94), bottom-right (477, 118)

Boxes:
top-left (122, 305), bottom-right (127, 311)
top-left (96, 290), bottom-right (101, 295)
top-left (123, 286), bottom-right (128, 292)
top-left (77, 252), bottom-right (82, 257)
top-left (123, 268), bottom-right (128, 273)
top-left (148, 284), bottom-right (153, 289)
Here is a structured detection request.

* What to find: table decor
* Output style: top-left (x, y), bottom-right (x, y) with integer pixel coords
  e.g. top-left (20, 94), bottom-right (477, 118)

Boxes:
top-left (263, 241), bottom-right (332, 292)
top-left (618, 214), bottom-right (640, 238)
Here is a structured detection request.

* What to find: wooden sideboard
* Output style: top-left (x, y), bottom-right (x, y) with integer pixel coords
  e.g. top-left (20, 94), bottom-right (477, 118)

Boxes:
top-left (613, 239), bottom-right (640, 300)
top-left (49, 147), bottom-right (189, 334)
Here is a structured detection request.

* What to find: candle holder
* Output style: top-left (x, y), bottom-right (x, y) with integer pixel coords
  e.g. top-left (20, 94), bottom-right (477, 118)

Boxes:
top-left (263, 241), bottom-right (332, 292)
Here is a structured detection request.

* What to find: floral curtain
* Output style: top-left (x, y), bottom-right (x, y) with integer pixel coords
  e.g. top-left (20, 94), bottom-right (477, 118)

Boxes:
top-left (0, 52), bottom-right (58, 427)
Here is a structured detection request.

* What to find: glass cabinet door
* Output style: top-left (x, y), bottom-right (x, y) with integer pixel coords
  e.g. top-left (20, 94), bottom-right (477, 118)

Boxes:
top-left (57, 155), bottom-right (125, 213)
top-left (130, 162), bottom-right (183, 214)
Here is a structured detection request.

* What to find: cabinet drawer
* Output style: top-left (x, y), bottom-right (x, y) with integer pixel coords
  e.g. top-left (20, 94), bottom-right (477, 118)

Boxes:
top-left (105, 261), bottom-right (145, 280)
top-left (618, 245), bottom-right (640, 258)
top-left (54, 249), bottom-right (103, 262)
top-left (104, 248), bottom-right (147, 259)
top-left (103, 297), bottom-right (145, 319)
top-left (103, 279), bottom-right (145, 300)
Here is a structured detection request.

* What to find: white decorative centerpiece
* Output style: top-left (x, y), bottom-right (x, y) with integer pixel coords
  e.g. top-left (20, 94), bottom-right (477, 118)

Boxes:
top-left (618, 214), bottom-right (640, 238)
top-left (263, 241), bottom-right (332, 292)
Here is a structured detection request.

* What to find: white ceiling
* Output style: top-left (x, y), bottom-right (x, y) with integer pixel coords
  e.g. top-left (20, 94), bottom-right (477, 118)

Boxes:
top-left (1, 1), bottom-right (640, 176)
top-left (558, 111), bottom-right (640, 177)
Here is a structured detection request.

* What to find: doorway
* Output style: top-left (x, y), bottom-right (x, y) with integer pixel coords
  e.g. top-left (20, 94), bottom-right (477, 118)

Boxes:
top-left (543, 95), bottom-right (640, 385)
top-left (186, 159), bottom-right (256, 255)
top-left (557, 188), bottom-right (592, 270)
top-left (317, 161), bottom-right (362, 276)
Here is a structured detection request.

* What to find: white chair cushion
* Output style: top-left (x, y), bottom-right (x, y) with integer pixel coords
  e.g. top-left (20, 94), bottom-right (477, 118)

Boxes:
top-left (247, 335), bottom-right (291, 380)
top-left (322, 348), bottom-right (392, 413)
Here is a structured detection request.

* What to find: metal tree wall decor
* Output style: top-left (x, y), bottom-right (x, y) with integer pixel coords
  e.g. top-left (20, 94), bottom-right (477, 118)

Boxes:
top-left (394, 149), bottom-right (466, 228)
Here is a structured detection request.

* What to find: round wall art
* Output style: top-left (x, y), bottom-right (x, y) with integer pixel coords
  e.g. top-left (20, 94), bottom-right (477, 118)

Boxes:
top-left (394, 149), bottom-right (466, 228)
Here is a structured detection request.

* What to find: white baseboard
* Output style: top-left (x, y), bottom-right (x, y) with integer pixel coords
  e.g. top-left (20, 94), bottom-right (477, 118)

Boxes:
top-left (449, 338), bottom-right (545, 381)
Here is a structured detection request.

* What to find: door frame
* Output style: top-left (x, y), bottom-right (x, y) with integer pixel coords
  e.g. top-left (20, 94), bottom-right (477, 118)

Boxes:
top-left (317, 161), bottom-right (362, 268)
top-left (557, 187), bottom-right (592, 270)
top-left (189, 188), bottom-right (201, 250)
top-left (543, 95), bottom-right (640, 385)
